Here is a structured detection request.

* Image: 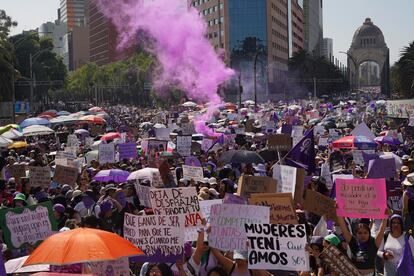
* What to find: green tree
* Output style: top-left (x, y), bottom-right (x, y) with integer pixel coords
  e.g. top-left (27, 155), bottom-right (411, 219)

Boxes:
top-left (395, 41), bottom-right (414, 98)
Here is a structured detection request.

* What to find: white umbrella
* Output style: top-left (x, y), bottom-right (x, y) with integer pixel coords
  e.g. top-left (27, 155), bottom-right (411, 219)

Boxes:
top-left (50, 116), bottom-right (82, 125)
top-left (0, 136), bottom-right (13, 148)
top-left (127, 168), bottom-right (162, 187)
top-left (91, 140), bottom-right (103, 150)
top-left (243, 100), bottom-right (255, 105)
top-left (84, 150), bottom-right (99, 165)
top-left (182, 101), bottom-right (197, 107)
top-left (5, 255), bottom-right (49, 274)
top-left (1, 128), bottom-right (23, 139)
top-left (22, 125), bottom-right (55, 136)
top-left (153, 123), bottom-right (166, 129)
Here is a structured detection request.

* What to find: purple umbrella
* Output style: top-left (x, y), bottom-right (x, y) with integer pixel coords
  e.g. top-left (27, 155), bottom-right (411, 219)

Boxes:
top-left (374, 136), bottom-right (401, 146)
top-left (93, 169), bottom-right (130, 183)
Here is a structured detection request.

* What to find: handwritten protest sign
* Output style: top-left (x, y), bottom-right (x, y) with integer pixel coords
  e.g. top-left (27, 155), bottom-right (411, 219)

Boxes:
top-left (147, 140), bottom-right (168, 156)
top-left (292, 126), bottom-right (304, 146)
top-left (134, 183), bottom-right (152, 208)
top-left (176, 135), bottom-right (192, 157)
top-left (29, 166), bottom-right (51, 188)
top-left (182, 165), bottom-right (204, 182)
top-left (84, 137), bottom-right (94, 149)
top-left (367, 158), bottom-right (396, 179)
top-left (336, 178), bottom-right (387, 219)
top-left (90, 257), bottom-right (129, 276)
top-left (98, 143), bottom-right (115, 164)
top-left (55, 151), bottom-right (76, 166)
top-left (118, 142), bottom-right (137, 160)
top-left (7, 164), bottom-right (26, 179)
top-left (321, 245), bottom-right (362, 276)
top-left (245, 223), bottom-right (309, 271)
top-left (267, 134), bottom-right (292, 152)
top-left (303, 190), bottom-right (337, 222)
top-left (237, 176), bottom-right (277, 198)
top-left (0, 202), bottom-right (57, 249)
top-left (53, 165), bottom-right (79, 186)
top-left (209, 204), bottom-right (269, 251)
top-left (149, 187), bottom-right (202, 227)
top-left (320, 163), bottom-right (333, 190)
top-left (249, 193), bottom-right (297, 224)
top-left (273, 165), bottom-right (304, 204)
top-left (66, 134), bottom-right (79, 148)
top-left (124, 213), bottom-right (184, 262)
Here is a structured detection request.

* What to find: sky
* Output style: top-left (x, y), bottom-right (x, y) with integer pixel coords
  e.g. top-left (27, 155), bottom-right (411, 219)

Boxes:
top-left (3, 0), bottom-right (414, 66)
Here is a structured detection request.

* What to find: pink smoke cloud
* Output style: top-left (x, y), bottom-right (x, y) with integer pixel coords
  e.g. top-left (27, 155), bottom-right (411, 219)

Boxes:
top-left (94, 0), bottom-right (234, 135)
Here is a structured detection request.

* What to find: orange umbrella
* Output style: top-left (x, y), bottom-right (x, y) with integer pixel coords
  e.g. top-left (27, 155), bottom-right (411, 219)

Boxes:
top-left (80, 115), bottom-right (106, 125)
top-left (24, 228), bottom-right (143, 266)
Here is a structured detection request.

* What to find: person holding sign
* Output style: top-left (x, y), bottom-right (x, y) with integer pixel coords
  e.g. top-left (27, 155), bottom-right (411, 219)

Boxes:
top-left (337, 210), bottom-right (388, 276)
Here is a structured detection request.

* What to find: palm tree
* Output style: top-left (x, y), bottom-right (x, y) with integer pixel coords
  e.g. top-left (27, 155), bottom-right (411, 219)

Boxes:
top-left (396, 41), bottom-right (414, 98)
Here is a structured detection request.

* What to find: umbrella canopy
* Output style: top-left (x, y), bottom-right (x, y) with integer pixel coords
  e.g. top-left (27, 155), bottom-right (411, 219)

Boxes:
top-left (24, 227), bottom-right (143, 266)
top-left (20, 118), bottom-right (50, 128)
top-left (332, 135), bottom-right (377, 150)
top-left (23, 125), bottom-right (55, 136)
top-left (1, 128), bottom-right (23, 139)
top-left (8, 141), bottom-right (28, 149)
top-left (374, 135), bottom-right (401, 145)
top-left (182, 101), bottom-right (197, 107)
top-left (153, 123), bottom-right (166, 129)
top-left (220, 150), bottom-right (265, 164)
top-left (0, 136), bottom-right (13, 148)
top-left (127, 168), bottom-right (161, 186)
top-left (57, 111), bottom-right (71, 116)
top-left (88, 106), bottom-right (104, 113)
top-left (74, 129), bottom-right (90, 136)
top-left (100, 132), bottom-right (121, 141)
top-left (6, 256), bottom-right (49, 274)
top-left (243, 100), bottom-right (255, 105)
top-left (38, 114), bottom-right (54, 120)
top-left (81, 115), bottom-right (106, 125)
top-left (39, 111), bottom-right (57, 118)
top-left (50, 116), bottom-right (82, 125)
top-left (140, 122), bottom-right (153, 129)
top-left (84, 150), bottom-right (98, 165)
top-left (0, 124), bottom-right (19, 135)
top-left (93, 169), bottom-right (130, 183)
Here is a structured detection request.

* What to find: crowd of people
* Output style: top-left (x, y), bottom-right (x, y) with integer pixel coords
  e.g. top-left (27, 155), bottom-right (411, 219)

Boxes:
top-left (1, 96), bottom-right (414, 276)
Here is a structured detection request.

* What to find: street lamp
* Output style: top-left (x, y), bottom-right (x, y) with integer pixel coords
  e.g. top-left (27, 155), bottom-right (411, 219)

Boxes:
top-left (339, 51), bottom-right (359, 92)
top-left (253, 51), bottom-right (261, 110)
top-left (29, 49), bottom-right (50, 113)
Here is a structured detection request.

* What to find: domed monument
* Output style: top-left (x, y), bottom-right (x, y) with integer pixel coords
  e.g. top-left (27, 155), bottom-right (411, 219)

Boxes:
top-left (347, 18), bottom-right (390, 96)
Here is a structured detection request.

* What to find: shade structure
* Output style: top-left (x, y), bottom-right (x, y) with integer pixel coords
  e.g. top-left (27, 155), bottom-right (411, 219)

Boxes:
top-left (374, 135), bottom-right (401, 145)
top-left (81, 115), bottom-right (106, 125)
top-left (20, 118), bottom-right (50, 128)
top-left (100, 132), bottom-right (121, 141)
top-left (220, 150), bottom-right (265, 164)
top-left (1, 128), bottom-right (23, 139)
top-left (23, 125), bottom-right (55, 136)
top-left (0, 136), bottom-right (13, 148)
top-left (127, 167), bottom-right (162, 186)
top-left (24, 227), bottom-right (143, 266)
top-left (8, 141), bottom-right (28, 149)
top-left (332, 135), bottom-right (377, 150)
top-left (93, 169), bottom-right (130, 183)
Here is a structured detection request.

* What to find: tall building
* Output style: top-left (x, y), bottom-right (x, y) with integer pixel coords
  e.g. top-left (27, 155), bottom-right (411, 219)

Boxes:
top-left (193, 0), bottom-right (303, 101)
top-left (38, 20), bottom-right (67, 58)
top-left (303, 0), bottom-right (323, 56)
top-left (321, 37), bottom-right (333, 62)
top-left (60, 0), bottom-right (87, 29)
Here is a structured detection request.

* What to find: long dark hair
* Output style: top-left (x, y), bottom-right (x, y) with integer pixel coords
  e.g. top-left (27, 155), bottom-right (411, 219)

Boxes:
top-left (145, 263), bottom-right (173, 276)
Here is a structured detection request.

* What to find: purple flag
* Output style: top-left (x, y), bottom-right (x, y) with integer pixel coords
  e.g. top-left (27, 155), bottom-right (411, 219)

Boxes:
top-left (284, 129), bottom-right (316, 173)
top-left (0, 252), bottom-right (5, 276)
top-left (397, 235), bottom-right (414, 276)
top-left (281, 124), bottom-right (293, 136)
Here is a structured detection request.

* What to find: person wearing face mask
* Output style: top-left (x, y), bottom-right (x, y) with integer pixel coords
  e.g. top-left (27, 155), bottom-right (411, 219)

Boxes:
top-left (377, 215), bottom-right (406, 276)
top-left (338, 214), bottom-right (388, 276)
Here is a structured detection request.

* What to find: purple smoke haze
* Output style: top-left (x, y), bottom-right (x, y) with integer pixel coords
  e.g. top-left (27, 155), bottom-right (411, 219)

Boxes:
top-left (94, 0), bottom-right (234, 135)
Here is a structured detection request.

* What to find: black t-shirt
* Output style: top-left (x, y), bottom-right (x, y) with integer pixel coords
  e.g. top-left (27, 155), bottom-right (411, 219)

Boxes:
top-left (349, 236), bottom-right (378, 270)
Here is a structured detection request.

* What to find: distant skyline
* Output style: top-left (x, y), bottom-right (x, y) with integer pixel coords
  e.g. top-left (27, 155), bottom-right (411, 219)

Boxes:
top-left (4, 0), bottom-right (414, 66)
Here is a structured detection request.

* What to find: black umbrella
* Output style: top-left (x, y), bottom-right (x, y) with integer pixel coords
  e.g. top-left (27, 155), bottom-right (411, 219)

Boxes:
top-left (220, 150), bottom-right (265, 164)
top-left (258, 148), bottom-right (279, 162)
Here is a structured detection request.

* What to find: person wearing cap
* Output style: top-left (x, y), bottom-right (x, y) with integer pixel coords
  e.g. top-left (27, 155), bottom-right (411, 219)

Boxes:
top-left (402, 172), bottom-right (414, 230)
top-left (53, 203), bottom-right (67, 229)
top-left (13, 193), bottom-right (26, 208)
top-left (378, 214), bottom-right (405, 276)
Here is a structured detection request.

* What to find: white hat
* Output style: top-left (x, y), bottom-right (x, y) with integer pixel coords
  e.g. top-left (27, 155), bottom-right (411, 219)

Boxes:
top-left (209, 188), bottom-right (220, 197)
top-left (209, 177), bottom-right (217, 185)
top-left (403, 173), bottom-right (414, 186)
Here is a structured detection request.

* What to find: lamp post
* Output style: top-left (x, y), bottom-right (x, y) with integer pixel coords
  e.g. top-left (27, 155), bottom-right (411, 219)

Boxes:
top-left (253, 51), bottom-right (261, 110)
top-left (29, 49), bottom-right (50, 113)
top-left (339, 51), bottom-right (359, 92)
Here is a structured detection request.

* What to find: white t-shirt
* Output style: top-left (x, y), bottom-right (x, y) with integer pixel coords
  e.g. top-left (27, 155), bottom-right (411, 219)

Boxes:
top-left (378, 232), bottom-right (405, 276)
top-left (74, 201), bottom-right (101, 218)
top-left (170, 256), bottom-right (200, 276)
